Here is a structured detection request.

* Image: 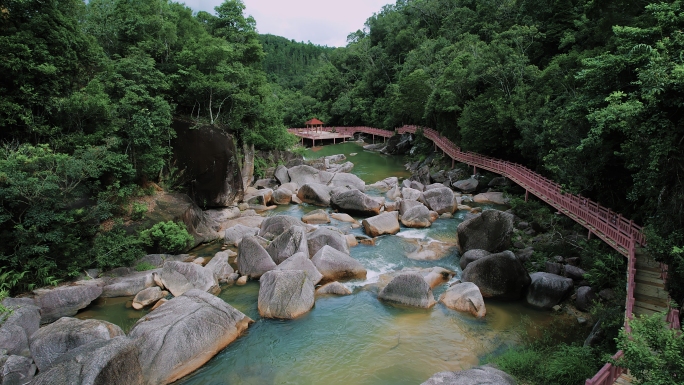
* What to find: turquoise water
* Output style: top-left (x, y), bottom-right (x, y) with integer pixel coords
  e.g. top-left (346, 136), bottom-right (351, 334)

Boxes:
top-left (76, 142), bottom-right (552, 385)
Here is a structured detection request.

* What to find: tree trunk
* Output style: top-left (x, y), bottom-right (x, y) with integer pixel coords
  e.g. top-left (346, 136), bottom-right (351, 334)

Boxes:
top-left (242, 142), bottom-right (255, 190)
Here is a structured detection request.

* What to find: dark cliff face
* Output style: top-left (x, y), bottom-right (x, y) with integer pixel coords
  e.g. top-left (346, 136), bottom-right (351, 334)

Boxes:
top-left (172, 120), bottom-right (244, 208)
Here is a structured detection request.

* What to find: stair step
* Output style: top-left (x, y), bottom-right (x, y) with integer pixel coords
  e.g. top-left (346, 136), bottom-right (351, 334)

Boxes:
top-left (634, 292), bottom-right (669, 308)
top-left (633, 300), bottom-right (668, 314)
top-left (634, 277), bottom-right (665, 288)
top-left (635, 269), bottom-right (662, 279)
top-left (634, 283), bottom-right (669, 299)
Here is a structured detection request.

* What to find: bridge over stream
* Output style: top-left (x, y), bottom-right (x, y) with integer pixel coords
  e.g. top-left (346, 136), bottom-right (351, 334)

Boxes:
top-left (288, 125), bottom-right (681, 385)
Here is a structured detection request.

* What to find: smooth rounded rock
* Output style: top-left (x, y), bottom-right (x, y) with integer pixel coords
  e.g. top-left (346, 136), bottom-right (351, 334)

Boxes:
top-left (266, 225), bottom-right (309, 265)
top-left (316, 282), bottom-right (352, 296)
top-left (456, 209), bottom-right (514, 253)
top-left (330, 189), bottom-right (382, 216)
top-left (236, 236), bottom-right (277, 279)
top-left (422, 187), bottom-right (455, 214)
top-left (129, 290), bottom-right (252, 385)
top-left (526, 272), bottom-right (574, 309)
top-left (311, 245), bottom-right (367, 283)
top-left (362, 212), bottom-right (400, 237)
top-left (132, 287), bottom-right (168, 310)
top-left (205, 252), bottom-right (235, 283)
top-left (302, 209), bottom-right (331, 224)
top-left (258, 215), bottom-right (306, 240)
top-left (307, 227), bottom-right (349, 258)
top-left (439, 282), bottom-right (486, 318)
top-left (401, 205), bottom-right (432, 228)
top-left (378, 272), bottom-right (436, 308)
top-left (461, 250), bottom-right (531, 300)
top-left (33, 285), bottom-right (102, 324)
top-left (421, 365), bottom-right (515, 385)
top-left (160, 261), bottom-right (220, 297)
top-left (224, 224), bottom-right (259, 247)
top-left (459, 249), bottom-right (491, 270)
top-left (258, 270), bottom-right (315, 319)
top-left (297, 183), bottom-right (333, 206)
top-left (30, 317), bottom-right (124, 372)
top-left (275, 252), bottom-right (323, 284)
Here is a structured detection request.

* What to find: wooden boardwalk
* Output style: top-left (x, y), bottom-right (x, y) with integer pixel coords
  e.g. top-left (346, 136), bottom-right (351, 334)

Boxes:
top-left (633, 251), bottom-right (670, 316)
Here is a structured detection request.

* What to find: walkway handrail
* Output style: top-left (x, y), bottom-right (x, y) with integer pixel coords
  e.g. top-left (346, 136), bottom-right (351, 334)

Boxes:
top-left (397, 125), bottom-right (645, 251)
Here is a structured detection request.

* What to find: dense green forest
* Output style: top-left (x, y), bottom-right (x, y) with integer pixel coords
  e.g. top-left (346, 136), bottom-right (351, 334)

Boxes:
top-left (277, 0), bottom-right (684, 300)
top-left (1, 0), bottom-right (683, 303)
top-left (0, 0), bottom-right (294, 291)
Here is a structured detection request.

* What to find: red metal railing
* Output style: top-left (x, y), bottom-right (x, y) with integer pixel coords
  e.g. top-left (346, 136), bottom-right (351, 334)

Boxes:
top-left (288, 126), bottom-right (395, 138)
top-left (585, 351), bottom-right (626, 385)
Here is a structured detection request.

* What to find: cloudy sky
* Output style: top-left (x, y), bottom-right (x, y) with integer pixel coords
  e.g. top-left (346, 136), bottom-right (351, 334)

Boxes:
top-left (181, 0), bottom-right (392, 47)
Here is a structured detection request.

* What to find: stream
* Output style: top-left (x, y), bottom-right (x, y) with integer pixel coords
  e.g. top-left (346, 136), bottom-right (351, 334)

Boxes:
top-left (76, 141), bottom-right (554, 385)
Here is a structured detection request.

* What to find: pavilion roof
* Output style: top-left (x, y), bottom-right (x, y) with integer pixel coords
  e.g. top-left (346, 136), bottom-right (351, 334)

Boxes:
top-left (305, 118), bottom-right (324, 126)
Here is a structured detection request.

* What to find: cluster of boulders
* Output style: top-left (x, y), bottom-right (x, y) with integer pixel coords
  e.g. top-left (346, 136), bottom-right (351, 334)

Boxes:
top-left (228, 215), bottom-right (366, 319)
top-left (0, 287), bottom-right (251, 385)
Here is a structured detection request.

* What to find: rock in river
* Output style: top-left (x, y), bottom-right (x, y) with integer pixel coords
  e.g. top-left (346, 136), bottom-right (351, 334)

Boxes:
top-left (378, 272), bottom-right (436, 308)
top-left (258, 270), bottom-right (315, 319)
top-left (439, 282), bottom-right (486, 318)
top-left (160, 261), bottom-right (220, 297)
top-left (456, 209), bottom-right (514, 253)
top-left (461, 251), bottom-right (531, 300)
top-left (129, 289), bottom-right (252, 385)
top-left (362, 212), bottom-right (400, 237)
top-left (311, 245), bottom-right (367, 283)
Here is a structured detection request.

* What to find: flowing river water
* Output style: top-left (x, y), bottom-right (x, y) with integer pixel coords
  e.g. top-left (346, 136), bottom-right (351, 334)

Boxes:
top-left (77, 141), bottom-right (554, 385)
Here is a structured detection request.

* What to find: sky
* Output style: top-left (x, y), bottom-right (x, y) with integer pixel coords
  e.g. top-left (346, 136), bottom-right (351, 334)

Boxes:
top-left (181, 0), bottom-right (393, 47)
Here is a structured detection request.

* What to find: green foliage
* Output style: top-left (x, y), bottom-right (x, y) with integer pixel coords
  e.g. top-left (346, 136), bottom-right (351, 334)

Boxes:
top-left (135, 262), bottom-right (156, 272)
top-left (92, 227), bottom-right (145, 271)
top-left (139, 221), bottom-right (193, 254)
top-left (494, 344), bottom-right (599, 385)
top-left (615, 311), bottom-right (684, 385)
top-left (583, 247), bottom-right (626, 290)
top-left (131, 202), bottom-right (148, 221)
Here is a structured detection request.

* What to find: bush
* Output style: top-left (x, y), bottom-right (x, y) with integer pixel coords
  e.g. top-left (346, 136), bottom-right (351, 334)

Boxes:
top-left (615, 311), bottom-right (684, 385)
top-left (92, 226), bottom-right (145, 271)
top-left (493, 344), bottom-right (599, 385)
top-left (135, 262), bottom-right (156, 271)
top-left (131, 202), bottom-right (148, 221)
top-left (139, 221), bottom-right (193, 254)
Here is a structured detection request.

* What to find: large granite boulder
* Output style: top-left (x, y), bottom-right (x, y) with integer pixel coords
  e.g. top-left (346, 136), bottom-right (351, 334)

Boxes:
top-left (422, 187), bottom-right (455, 214)
top-left (378, 272), bottom-right (436, 308)
top-left (129, 290), bottom-right (252, 385)
top-left (422, 267), bottom-right (455, 289)
top-left (287, 165), bottom-right (322, 186)
top-left (236, 236), bottom-right (277, 279)
top-left (362, 212), bottom-right (400, 237)
top-left (316, 282), bottom-right (352, 296)
top-left (30, 337), bottom-right (143, 385)
top-left (328, 173), bottom-right (366, 191)
top-left (459, 249), bottom-right (491, 270)
top-left (266, 226), bottom-right (309, 265)
top-left (473, 192), bottom-right (508, 205)
top-left (0, 354), bottom-right (35, 385)
top-left (0, 298), bottom-right (40, 357)
top-left (452, 178), bottom-right (479, 193)
top-left (205, 251), bottom-right (235, 283)
top-left (272, 188), bottom-right (293, 205)
top-left (301, 209), bottom-right (330, 224)
top-left (101, 269), bottom-right (161, 298)
top-left (297, 183), bottom-right (333, 206)
top-left (400, 204), bottom-right (432, 228)
top-left (160, 261), bottom-right (219, 297)
top-left (330, 189), bottom-right (382, 216)
top-left (33, 285), bottom-right (102, 324)
top-left (526, 272), bottom-right (574, 309)
top-left (258, 270), bottom-right (315, 319)
top-left (274, 165), bottom-right (290, 184)
top-left (461, 251), bottom-right (531, 300)
top-left (311, 246), bottom-right (367, 283)
top-left (224, 224), bottom-right (259, 246)
top-left (307, 227), bottom-right (349, 258)
top-left (399, 199), bottom-right (424, 216)
top-left (440, 282), bottom-right (486, 318)
top-left (30, 317), bottom-right (124, 372)
top-left (369, 177), bottom-right (398, 192)
top-left (421, 365), bottom-right (516, 385)
top-left (275, 252), bottom-right (323, 284)
top-left (132, 287), bottom-right (168, 310)
top-left (171, 122), bottom-right (243, 207)
top-left (576, 286), bottom-right (596, 312)
top-left (456, 209), bottom-right (514, 253)
top-left (401, 187), bottom-right (423, 201)
top-left (258, 215), bottom-right (306, 240)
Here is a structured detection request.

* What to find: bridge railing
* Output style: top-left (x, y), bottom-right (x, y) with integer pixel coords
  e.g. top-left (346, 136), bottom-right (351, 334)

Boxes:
top-left (397, 125), bottom-right (645, 253)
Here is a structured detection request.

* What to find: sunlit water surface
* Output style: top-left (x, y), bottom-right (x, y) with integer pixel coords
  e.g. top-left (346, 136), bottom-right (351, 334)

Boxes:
top-left (77, 142), bottom-right (553, 385)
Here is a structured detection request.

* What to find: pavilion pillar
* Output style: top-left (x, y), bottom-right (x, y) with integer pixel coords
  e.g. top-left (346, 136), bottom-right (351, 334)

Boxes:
top-left (373, 134), bottom-right (375, 144)
top-left (525, 190), bottom-right (528, 202)
top-left (473, 166), bottom-right (477, 175)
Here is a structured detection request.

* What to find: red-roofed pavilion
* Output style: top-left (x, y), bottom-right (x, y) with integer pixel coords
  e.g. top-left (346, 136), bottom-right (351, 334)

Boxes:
top-left (305, 118), bottom-right (324, 133)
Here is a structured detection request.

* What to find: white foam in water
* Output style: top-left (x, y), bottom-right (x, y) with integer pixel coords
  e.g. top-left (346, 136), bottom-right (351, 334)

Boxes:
top-left (395, 229), bottom-right (428, 239)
